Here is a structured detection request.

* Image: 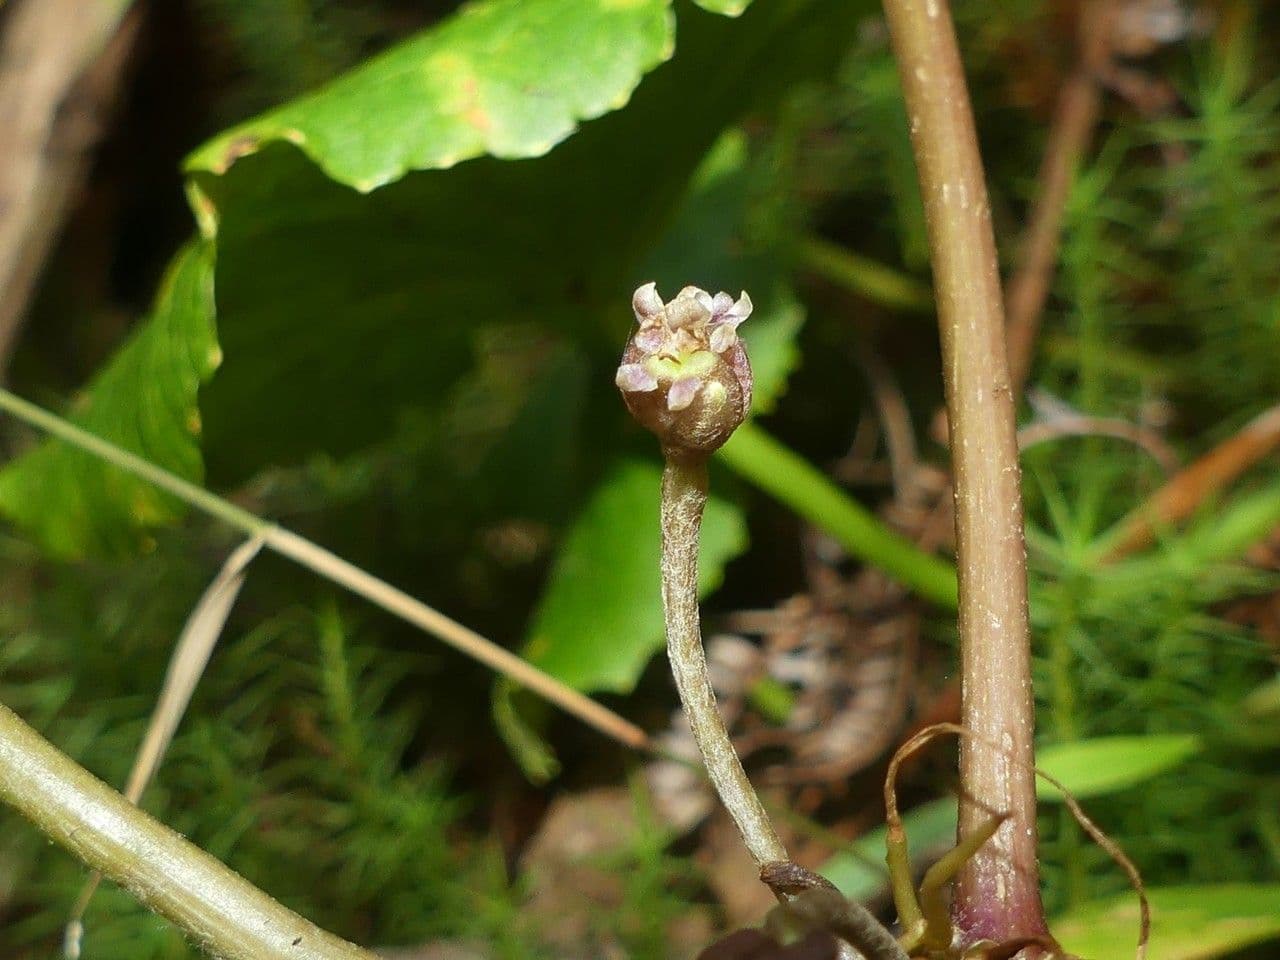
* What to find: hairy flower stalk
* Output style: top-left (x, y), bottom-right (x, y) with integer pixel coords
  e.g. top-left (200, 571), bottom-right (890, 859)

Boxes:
top-left (618, 286), bottom-right (909, 960)
top-left (617, 283), bottom-right (784, 867)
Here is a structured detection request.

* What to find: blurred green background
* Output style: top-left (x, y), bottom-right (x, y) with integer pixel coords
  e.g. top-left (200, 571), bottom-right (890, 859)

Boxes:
top-left (0, 1), bottom-right (1278, 957)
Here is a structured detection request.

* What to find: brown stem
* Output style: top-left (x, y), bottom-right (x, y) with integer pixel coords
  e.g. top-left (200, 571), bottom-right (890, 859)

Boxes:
top-left (780, 888), bottom-right (910, 960)
top-left (1004, 71), bottom-right (1101, 398)
top-left (658, 456), bottom-right (902, 959)
top-left (0, 701), bottom-right (378, 960)
top-left (1006, 0), bottom-right (1192, 398)
top-left (879, 0), bottom-right (1045, 947)
top-left (0, 0), bottom-right (138, 374)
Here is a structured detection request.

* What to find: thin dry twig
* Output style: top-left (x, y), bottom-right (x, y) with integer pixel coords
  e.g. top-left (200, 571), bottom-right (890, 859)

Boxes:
top-left (1006, 0), bottom-right (1204, 397)
top-left (263, 525), bottom-right (651, 751)
top-left (64, 533), bottom-right (266, 958)
top-left (1101, 402), bottom-right (1280, 561)
top-left (1004, 2), bottom-right (1106, 397)
top-left (0, 387), bottom-right (650, 754)
top-left (1017, 412), bottom-right (1179, 474)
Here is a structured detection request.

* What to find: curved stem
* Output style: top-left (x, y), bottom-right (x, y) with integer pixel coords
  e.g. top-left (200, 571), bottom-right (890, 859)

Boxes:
top-left (660, 456), bottom-right (785, 867)
top-left (782, 889), bottom-right (910, 960)
top-left (0, 702), bottom-right (377, 960)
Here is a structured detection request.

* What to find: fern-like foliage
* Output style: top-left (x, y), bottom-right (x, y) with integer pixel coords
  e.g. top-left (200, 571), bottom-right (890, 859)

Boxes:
top-left (1021, 13), bottom-right (1280, 916)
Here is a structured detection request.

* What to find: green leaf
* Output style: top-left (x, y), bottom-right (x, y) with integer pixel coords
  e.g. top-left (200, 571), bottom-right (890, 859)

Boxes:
top-left (11, 1), bottom-right (868, 553)
top-left (523, 458), bottom-right (746, 692)
top-left (492, 679), bottom-right (562, 783)
top-left (187, 1), bottom-right (865, 483)
top-left (186, 0), bottom-right (677, 192)
top-left (1054, 885), bottom-right (1280, 960)
top-left (691, 0), bottom-right (752, 16)
top-left (439, 336), bottom-right (591, 525)
top-left (0, 243), bottom-right (218, 556)
top-left (1036, 734), bottom-right (1202, 802)
top-left (716, 423), bottom-right (958, 608)
top-left (1242, 674), bottom-right (1280, 719)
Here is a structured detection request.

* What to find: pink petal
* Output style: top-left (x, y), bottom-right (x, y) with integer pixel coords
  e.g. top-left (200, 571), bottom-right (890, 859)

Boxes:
top-left (667, 292), bottom-right (711, 330)
top-left (667, 376), bottom-right (701, 411)
top-left (634, 325), bottom-right (665, 353)
top-left (675, 286), bottom-right (715, 315)
top-left (723, 291), bottom-right (753, 323)
top-left (632, 282), bottom-right (664, 322)
top-left (710, 292), bottom-right (735, 316)
top-left (709, 324), bottom-right (738, 353)
top-left (616, 363), bottom-right (658, 392)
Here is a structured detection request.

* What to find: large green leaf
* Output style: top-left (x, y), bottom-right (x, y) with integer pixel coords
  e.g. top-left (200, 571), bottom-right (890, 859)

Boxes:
top-left (186, 0), bottom-right (677, 192)
top-left (524, 458), bottom-right (746, 691)
top-left (0, 243), bottom-right (218, 556)
top-left (189, 0), bottom-right (862, 483)
top-left (2, 0), bottom-right (867, 556)
top-left (1054, 885), bottom-right (1280, 960)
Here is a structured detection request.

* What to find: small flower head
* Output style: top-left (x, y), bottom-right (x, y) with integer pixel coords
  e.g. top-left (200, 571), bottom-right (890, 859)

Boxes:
top-left (616, 282), bottom-right (754, 458)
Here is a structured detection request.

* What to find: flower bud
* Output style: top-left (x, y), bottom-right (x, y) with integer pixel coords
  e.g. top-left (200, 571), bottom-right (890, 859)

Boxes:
top-left (616, 282), bottom-right (754, 459)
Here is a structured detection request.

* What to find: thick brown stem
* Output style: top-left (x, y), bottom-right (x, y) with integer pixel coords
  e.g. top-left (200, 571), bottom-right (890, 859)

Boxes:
top-left (879, 0), bottom-right (1046, 947)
